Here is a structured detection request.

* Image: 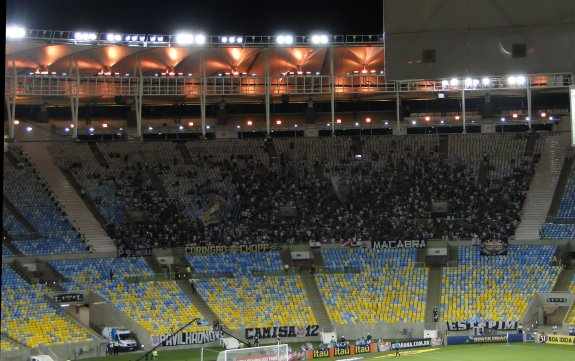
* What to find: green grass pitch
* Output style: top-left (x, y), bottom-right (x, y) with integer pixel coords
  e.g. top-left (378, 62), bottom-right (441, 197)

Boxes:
top-left (80, 343), bottom-right (574, 361)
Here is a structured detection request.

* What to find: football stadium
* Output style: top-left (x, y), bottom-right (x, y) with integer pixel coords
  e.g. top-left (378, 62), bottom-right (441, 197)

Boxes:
top-left (3, 1), bottom-right (575, 361)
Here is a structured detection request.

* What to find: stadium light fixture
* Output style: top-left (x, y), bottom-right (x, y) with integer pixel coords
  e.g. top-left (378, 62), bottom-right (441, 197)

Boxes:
top-left (26, 126), bottom-right (33, 132)
top-left (195, 34), bottom-right (206, 45)
top-left (176, 33), bottom-right (194, 45)
top-left (481, 77), bottom-right (491, 86)
top-left (276, 34), bottom-right (294, 45)
top-left (450, 78), bottom-right (459, 87)
top-left (75, 32), bottom-right (97, 41)
top-left (507, 76), bottom-right (517, 85)
top-left (6, 26), bottom-right (26, 39)
top-left (106, 33), bottom-right (122, 42)
top-left (441, 80), bottom-right (449, 88)
top-left (516, 75), bottom-right (526, 86)
top-left (311, 34), bottom-right (329, 45)
top-left (464, 78), bottom-right (473, 87)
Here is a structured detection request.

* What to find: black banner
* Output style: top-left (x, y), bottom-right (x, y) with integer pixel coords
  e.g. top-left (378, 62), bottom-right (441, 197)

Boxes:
top-left (395, 339), bottom-right (431, 350)
top-left (245, 325), bottom-right (319, 339)
top-left (546, 298), bottom-right (568, 303)
top-left (185, 244), bottom-right (273, 255)
top-left (117, 247), bottom-right (152, 257)
top-left (480, 238), bottom-right (508, 256)
top-left (371, 240), bottom-right (426, 249)
top-left (446, 320), bottom-right (517, 331)
top-left (54, 293), bottom-right (84, 302)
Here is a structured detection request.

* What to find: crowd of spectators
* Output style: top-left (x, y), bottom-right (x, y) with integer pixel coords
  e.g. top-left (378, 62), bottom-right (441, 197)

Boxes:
top-left (57, 136), bottom-right (539, 250)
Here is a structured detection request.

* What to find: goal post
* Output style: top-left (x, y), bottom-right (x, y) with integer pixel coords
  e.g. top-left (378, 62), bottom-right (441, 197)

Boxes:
top-left (216, 344), bottom-right (289, 361)
top-left (201, 348), bottom-right (221, 361)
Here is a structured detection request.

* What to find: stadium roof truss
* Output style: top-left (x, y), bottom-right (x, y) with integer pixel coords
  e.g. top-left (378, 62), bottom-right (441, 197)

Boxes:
top-left (4, 29), bottom-right (574, 139)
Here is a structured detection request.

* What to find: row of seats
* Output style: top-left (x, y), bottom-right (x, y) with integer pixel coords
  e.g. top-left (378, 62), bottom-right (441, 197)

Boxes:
top-left (566, 274), bottom-right (575, 324)
top-left (49, 258), bottom-right (210, 335)
top-left (556, 166), bottom-right (575, 221)
top-left (317, 248), bottom-right (428, 324)
top-left (187, 252), bottom-right (316, 328)
top-left (539, 223), bottom-right (575, 240)
top-left (3, 153), bottom-right (88, 255)
top-left (3, 204), bottom-right (29, 238)
top-left (1, 265), bottom-right (94, 348)
top-left (440, 245), bottom-right (559, 322)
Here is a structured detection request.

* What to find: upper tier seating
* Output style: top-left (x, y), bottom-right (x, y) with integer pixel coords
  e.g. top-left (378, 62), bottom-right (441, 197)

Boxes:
top-left (44, 133), bottom-right (542, 249)
top-left (3, 153), bottom-right (87, 255)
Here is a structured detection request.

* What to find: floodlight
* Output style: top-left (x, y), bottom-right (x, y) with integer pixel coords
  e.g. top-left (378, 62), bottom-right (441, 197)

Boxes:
top-left (311, 34), bottom-right (328, 44)
top-left (507, 76), bottom-right (517, 85)
top-left (276, 34), bottom-right (293, 44)
top-left (75, 32), bottom-right (97, 41)
top-left (195, 34), bottom-right (206, 44)
top-left (464, 78), bottom-right (473, 87)
top-left (516, 75), bottom-right (526, 85)
top-left (221, 36), bottom-right (228, 43)
top-left (229, 36), bottom-right (236, 43)
top-left (236, 37), bottom-right (243, 43)
top-left (6, 26), bottom-right (26, 39)
top-left (106, 33), bottom-right (122, 42)
top-left (441, 80), bottom-right (449, 87)
top-left (450, 78), bottom-right (459, 87)
top-left (481, 77), bottom-right (490, 86)
top-left (176, 33), bottom-right (194, 44)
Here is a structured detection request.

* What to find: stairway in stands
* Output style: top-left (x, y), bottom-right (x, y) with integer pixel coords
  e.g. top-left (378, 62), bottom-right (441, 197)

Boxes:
top-left (176, 143), bottom-right (194, 165)
top-left (300, 271), bottom-right (334, 332)
top-left (20, 143), bottom-right (117, 253)
top-left (514, 133), bottom-right (570, 240)
top-left (424, 266), bottom-right (442, 329)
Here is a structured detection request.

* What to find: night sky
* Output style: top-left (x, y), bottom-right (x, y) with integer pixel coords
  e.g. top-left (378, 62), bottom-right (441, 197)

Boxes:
top-left (6, 0), bottom-right (384, 36)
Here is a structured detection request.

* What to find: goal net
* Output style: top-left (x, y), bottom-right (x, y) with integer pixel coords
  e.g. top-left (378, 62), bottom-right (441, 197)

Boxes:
top-left (216, 344), bottom-right (289, 361)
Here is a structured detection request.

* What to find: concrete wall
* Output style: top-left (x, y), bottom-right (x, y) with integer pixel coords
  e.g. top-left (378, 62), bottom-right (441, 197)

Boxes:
top-left (384, 0), bottom-right (575, 79)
